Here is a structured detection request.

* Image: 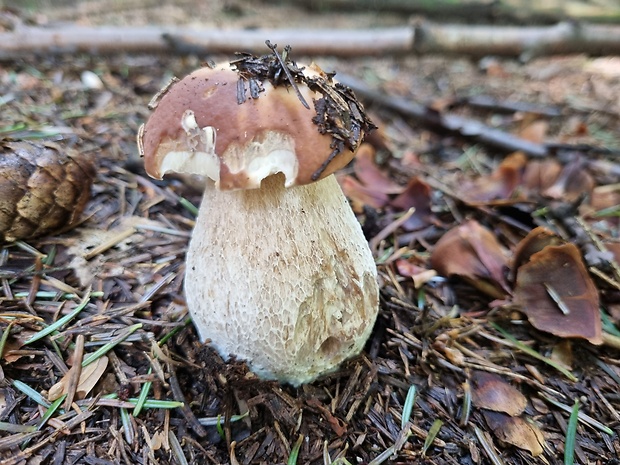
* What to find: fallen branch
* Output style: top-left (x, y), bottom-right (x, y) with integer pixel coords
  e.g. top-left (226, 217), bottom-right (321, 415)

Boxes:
top-left (341, 74), bottom-right (620, 166)
top-left (416, 21), bottom-right (620, 60)
top-left (2, 21), bottom-right (620, 59)
top-left (268, 0), bottom-right (620, 24)
top-left (455, 95), bottom-right (562, 117)
top-left (337, 74), bottom-right (548, 158)
top-left (0, 24), bottom-right (413, 58)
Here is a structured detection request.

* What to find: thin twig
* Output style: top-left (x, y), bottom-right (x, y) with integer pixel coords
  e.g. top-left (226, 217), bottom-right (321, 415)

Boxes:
top-left (167, 361), bottom-right (208, 438)
top-left (265, 40), bottom-right (310, 109)
top-left (63, 335), bottom-right (85, 412)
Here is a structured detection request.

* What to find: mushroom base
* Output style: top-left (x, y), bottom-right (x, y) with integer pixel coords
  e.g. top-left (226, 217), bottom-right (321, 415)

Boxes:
top-left (185, 174), bottom-right (379, 385)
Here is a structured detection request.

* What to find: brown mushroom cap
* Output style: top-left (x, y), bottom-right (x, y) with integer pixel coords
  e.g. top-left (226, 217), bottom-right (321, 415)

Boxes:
top-left (139, 62), bottom-right (361, 190)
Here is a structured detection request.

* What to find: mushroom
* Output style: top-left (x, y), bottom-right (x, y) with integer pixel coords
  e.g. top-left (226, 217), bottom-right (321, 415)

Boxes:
top-left (138, 50), bottom-right (379, 385)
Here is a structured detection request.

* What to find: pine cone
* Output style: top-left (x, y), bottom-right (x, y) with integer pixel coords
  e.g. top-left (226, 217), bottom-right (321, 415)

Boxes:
top-left (0, 140), bottom-right (96, 242)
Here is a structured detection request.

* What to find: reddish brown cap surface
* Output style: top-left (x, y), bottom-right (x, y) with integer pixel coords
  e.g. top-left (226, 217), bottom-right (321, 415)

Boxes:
top-left (138, 63), bottom-right (362, 190)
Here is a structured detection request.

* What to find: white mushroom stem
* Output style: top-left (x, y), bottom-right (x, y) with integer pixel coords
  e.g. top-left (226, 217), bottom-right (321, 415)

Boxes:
top-left (185, 173), bottom-right (379, 385)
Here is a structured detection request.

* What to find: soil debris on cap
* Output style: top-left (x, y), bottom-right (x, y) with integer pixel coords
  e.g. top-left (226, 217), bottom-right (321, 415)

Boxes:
top-left (230, 41), bottom-right (376, 180)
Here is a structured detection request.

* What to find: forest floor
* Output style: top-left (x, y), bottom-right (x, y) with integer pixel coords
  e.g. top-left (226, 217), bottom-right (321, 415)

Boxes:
top-left (1, 1), bottom-right (620, 464)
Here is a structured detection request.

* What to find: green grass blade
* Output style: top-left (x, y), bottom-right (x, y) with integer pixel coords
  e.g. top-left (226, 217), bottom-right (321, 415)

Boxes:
top-left (99, 393), bottom-right (183, 410)
top-left (287, 434), bottom-right (304, 465)
top-left (198, 412), bottom-right (249, 426)
top-left (490, 323), bottom-right (578, 381)
top-left (368, 444), bottom-right (396, 465)
top-left (120, 407), bottom-right (133, 444)
top-left (542, 394), bottom-right (613, 435)
top-left (0, 422), bottom-right (37, 433)
top-left (0, 122), bottom-right (27, 134)
top-left (128, 398), bottom-right (184, 409)
top-left (178, 197), bottom-right (198, 217)
top-left (422, 419), bottom-right (443, 456)
top-left (38, 394), bottom-right (66, 430)
top-left (82, 323), bottom-right (142, 367)
top-left (169, 430), bottom-right (189, 465)
top-left (592, 205), bottom-right (620, 217)
top-left (25, 295), bottom-right (90, 345)
top-left (594, 358), bottom-right (620, 385)
top-left (158, 316), bottom-right (192, 346)
top-left (564, 399), bottom-right (579, 465)
top-left (473, 426), bottom-right (505, 465)
top-left (132, 368), bottom-right (152, 417)
top-left (0, 322), bottom-right (14, 360)
top-left (14, 291), bottom-right (103, 300)
top-left (216, 415), bottom-right (225, 439)
top-left (401, 384), bottom-right (417, 429)
top-left (42, 245), bottom-right (56, 266)
top-left (601, 310), bottom-right (620, 337)
top-left (417, 288), bottom-right (426, 310)
top-left (13, 380), bottom-right (50, 408)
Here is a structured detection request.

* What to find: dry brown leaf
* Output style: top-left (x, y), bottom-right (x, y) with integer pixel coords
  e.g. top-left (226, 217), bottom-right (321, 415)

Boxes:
top-left (389, 176), bottom-right (434, 231)
top-left (430, 220), bottom-right (510, 298)
top-left (395, 259), bottom-right (437, 288)
top-left (353, 143), bottom-right (403, 195)
top-left (461, 152), bottom-right (527, 203)
top-left (151, 430), bottom-right (166, 451)
top-left (338, 142), bottom-right (434, 230)
top-left (338, 174), bottom-right (389, 210)
top-left (518, 119), bottom-right (548, 144)
top-left (483, 410), bottom-right (545, 456)
top-left (395, 259), bottom-right (426, 278)
top-left (335, 142), bottom-right (401, 211)
top-left (412, 270), bottom-right (438, 288)
top-left (590, 184), bottom-right (620, 212)
top-left (470, 371), bottom-right (527, 416)
top-left (522, 159), bottom-right (562, 194)
top-left (513, 243), bottom-right (602, 344)
top-left (400, 150), bottom-right (422, 170)
top-left (543, 159), bottom-right (594, 202)
top-left (512, 226), bottom-right (563, 274)
top-left (550, 340), bottom-right (574, 370)
top-left (1, 315), bottom-right (45, 363)
top-left (48, 355), bottom-right (109, 401)
top-left (2, 328), bottom-right (38, 363)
